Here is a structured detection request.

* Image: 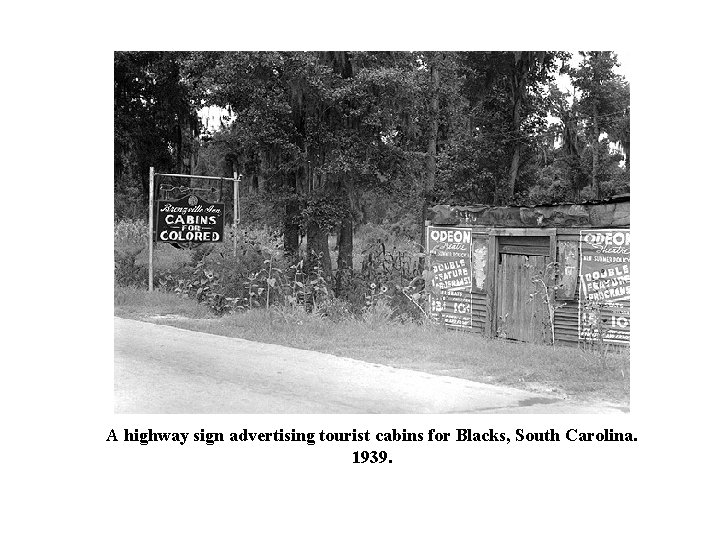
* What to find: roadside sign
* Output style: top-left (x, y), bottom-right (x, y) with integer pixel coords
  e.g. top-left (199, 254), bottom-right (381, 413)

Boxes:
top-left (426, 226), bottom-right (473, 329)
top-left (155, 194), bottom-right (225, 243)
top-left (578, 229), bottom-right (630, 344)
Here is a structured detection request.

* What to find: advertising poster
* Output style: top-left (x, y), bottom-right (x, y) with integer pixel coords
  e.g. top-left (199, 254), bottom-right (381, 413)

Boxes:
top-left (472, 235), bottom-right (489, 293)
top-left (427, 226), bottom-right (473, 329)
top-left (556, 240), bottom-right (578, 300)
top-left (578, 229), bottom-right (630, 344)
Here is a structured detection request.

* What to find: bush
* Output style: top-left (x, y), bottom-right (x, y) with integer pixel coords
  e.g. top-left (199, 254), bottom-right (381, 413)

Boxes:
top-left (361, 297), bottom-right (396, 328)
top-left (334, 224), bottom-right (426, 321)
top-left (114, 247), bottom-right (146, 287)
top-left (114, 218), bottom-right (147, 249)
top-left (154, 227), bottom-right (336, 316)
top-left (114, 219), bottom-right (149, 287)
top-left (115, 219), bottom-right (430, 323)
top-left (317, 297), bottom-right (353, 323)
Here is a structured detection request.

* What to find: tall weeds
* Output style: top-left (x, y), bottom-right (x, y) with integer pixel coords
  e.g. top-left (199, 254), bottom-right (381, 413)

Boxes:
top-left (114, 220), bottom-right (428, 323)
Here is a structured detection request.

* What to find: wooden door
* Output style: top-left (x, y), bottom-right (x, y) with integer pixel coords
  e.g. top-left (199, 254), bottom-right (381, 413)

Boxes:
top-left (496, 252), bottom-right (550, 344)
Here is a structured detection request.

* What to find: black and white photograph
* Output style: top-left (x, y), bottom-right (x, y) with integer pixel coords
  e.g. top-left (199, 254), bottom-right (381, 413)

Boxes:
top-left (114, 51), bottom-right (631, 414)
top-left (6, 4), bottom-right (718, 538)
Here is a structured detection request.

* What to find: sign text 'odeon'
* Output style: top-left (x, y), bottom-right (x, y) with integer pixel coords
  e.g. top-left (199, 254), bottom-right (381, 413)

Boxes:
top-left (429, 229), bottom-right (471, 244)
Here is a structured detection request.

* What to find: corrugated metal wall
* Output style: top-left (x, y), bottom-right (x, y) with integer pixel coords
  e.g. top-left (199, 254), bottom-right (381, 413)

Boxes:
top-left (554, 233), bottom-right (630, 346)
top-left (428, 228), bottom-right (629, 346)
top-left (555, 294), bottom-right (631, 345)
top-left (470, 231), bottom-right (489, 333)
top-left (471, 291), bottom-right (487, 333)
top-left (555, 233), bottom-right (581, 344)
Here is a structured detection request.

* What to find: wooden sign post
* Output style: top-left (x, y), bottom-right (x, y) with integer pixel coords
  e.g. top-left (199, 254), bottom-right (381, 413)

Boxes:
top-left (233, 170), bottom-right (239, 257)
top-left (148, 167), bottom-right (154, 292)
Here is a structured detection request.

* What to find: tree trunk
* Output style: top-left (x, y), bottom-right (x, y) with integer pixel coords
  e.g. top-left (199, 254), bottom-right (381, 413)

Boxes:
top-left (591, 101), bottom-right (600, 199)
top-left (623, 136), bottom-right (630, 175)
top-left (325, 51), bottom-right (356, 293)
top-left (139, 162), bottom-right (150, 206)
top-left (508, 92), bottom-right (522, 200)
top-left (336, 217), bottom-right (353, 291)
top-left (421, 56), bottom-right (440, 249)
top-left (283, 168), bottom-right (300, 259)
top-left (283, 199), bottom-right (300, 259)
top-left (307, 219), bottom-right (331, 278)
top-left (508, 145), bottom-right (521, 200)
top-left (508, 52), bottom-right (533, 202)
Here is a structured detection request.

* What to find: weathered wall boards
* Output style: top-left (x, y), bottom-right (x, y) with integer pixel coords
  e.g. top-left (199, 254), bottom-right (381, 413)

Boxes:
top-left (425, 196), bottom-right (630, 346)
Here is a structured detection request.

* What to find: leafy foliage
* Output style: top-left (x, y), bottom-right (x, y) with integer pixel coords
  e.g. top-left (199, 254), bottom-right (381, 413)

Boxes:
top-left (115, 51), bottom-right (630, 325)
top-left (114, 52), bottom-right (199, 217)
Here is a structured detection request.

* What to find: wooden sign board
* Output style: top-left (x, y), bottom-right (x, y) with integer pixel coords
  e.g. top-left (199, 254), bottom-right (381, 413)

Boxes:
top-left (155, 195), bottom-right (225, 243)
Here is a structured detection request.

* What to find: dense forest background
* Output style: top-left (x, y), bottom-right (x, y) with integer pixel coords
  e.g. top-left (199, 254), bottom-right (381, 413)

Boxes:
top-left (115, 51), bottom-right (629, 280)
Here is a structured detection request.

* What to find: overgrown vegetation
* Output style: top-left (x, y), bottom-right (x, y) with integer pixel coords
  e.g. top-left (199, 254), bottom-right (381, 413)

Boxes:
top-left (115, 219), bottom-right (427, 320)
top-left (115, 51), bottom-right (630, 257)
top-left (114, 50), bottom-right (631, 404)
top-left (114, 285), bottom-right (629, 404)
top-left (115, 218), bottom-right (629, 404)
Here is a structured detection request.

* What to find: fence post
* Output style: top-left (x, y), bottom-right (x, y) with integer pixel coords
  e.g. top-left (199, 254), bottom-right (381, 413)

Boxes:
top-left (148, 167), bottom-right (155, 292)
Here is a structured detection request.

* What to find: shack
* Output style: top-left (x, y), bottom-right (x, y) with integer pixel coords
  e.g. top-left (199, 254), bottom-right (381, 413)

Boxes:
top-left (425, 195), bottom-right (629, 346)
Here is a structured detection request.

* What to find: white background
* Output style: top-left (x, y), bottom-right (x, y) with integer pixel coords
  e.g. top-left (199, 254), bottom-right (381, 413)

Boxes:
top-left (2, 1), bottom-right (718, 538)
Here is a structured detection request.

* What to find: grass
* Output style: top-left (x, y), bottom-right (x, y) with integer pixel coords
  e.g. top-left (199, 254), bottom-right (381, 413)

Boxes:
top-left (115, 241), bottom-right (192, 273)
top-left (114, 286), bottom-right (630, 405)
top-left (115, 286), bottom-right (211, 318)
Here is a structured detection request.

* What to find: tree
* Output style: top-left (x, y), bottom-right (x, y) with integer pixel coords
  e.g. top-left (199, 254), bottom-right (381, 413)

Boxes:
top-left (114, 52), bottom-right (198, 215)
top-left (527, 69), bottom-right (630, 205)
top-left (115, 50), bottom-right (631, 276)
top-left (420, 52), bottom-right (441, 241)
top-left (184, 52), bottom-right (311, 258)
top-left (429, 52), bottom-right (575, 207)
top-left (570, 52), bottom-right (630, 199)
top-left (184, 52), bottom-right (426, 282)
top-left (507, 52), bottom-right (543, 198)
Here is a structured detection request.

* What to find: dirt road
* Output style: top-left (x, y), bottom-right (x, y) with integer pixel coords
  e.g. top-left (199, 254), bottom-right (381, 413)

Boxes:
top-left (114, 317), bottom-right (625, 414)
